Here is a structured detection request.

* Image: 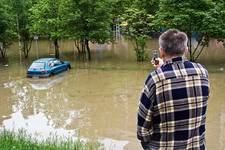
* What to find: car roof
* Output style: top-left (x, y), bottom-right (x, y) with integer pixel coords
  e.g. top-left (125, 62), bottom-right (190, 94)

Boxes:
top-left (34, 58), bottom-right (56, 63)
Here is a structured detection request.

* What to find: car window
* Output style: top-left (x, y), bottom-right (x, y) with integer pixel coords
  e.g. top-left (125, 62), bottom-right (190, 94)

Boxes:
top-left (30, 62), bottom-right (45, 69)
top-left (48, 61), bottom-right (54, 67)
top-left (53, 60), bottom-right (62, 65)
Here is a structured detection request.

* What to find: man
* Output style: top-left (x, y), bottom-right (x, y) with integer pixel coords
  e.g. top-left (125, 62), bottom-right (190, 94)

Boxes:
top-left (137, 29), bottom-right (210, 150)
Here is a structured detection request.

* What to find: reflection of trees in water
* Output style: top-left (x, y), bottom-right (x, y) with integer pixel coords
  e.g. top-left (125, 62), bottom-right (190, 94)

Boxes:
top-left (2, 66), bottom-right (225, 149)
top-left (3, 79), bottom-right (33, 116)
top-left (44, 87), bottom-right (82, 128)
top-left (0, 81), bottom-right (13, 125)
top-left (29, 75), bottom-right (65, 90)
top-left (2, 77), bottom-right (82, 130)
top-left (63, 69), bottom-right (143, 139)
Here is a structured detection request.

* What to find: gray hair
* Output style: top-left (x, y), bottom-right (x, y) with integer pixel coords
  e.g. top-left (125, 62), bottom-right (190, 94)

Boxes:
top-left (159, 29), bottom-right (188, 56)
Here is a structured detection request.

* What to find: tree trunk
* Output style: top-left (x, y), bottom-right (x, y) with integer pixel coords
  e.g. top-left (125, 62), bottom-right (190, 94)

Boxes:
top-left (0, 47), bottom-right (6, 58)
top-left (23, 40), bottom-right (30, 59)
top-left (85, 38), bottom-right (91, 61)
top-left (23, 41), bottom-right (28, 59)
top-left (54, 39), bottom-right (59, 58)
top-left (188, 35), bottom-right (194, 61)
top-left (74, 40), bottom-right (81, 54)
top-left (188, 18), bottom-right (194, 62)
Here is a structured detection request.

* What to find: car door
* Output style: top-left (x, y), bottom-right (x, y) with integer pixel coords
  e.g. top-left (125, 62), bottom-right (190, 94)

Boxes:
top-left (48, 60), bottom-right (55, 74)
top-left (53, 60), bottom-right (64, 74)
top-left (60, 61), bottom-right (68, 71)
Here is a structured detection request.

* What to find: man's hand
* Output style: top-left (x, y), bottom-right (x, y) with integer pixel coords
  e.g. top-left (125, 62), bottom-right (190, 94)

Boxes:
top-left (141, 141), bottom-right (150, 150)
top-left (151, 58), bottom-right (164, 69)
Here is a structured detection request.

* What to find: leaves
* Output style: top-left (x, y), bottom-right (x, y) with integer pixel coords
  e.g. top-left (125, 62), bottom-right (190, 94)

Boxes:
top-left (30, 0), bottom-right (64, 40)
top-left (1, 0), bottom-right (225, 61)
top-left (0, 0), bottom-right (17, 58)
top-left (121, 5), bottom-right (155, 61)
top-left (155, 0), bottom-right (225, 61)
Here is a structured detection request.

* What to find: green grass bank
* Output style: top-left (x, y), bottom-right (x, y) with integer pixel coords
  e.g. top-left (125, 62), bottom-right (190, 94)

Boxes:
top-left (0, 129), bottom-right (101, 150)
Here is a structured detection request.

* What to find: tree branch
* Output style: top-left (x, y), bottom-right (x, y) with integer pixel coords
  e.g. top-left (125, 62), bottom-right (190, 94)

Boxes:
top-left (192, 40), bottom-right (201, 56)
top-left (194, 44), bottom-right (206, 62)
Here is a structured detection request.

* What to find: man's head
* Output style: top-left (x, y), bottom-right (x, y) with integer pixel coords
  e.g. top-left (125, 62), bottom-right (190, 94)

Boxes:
top-left (159, 29), bottom-right (188, 58)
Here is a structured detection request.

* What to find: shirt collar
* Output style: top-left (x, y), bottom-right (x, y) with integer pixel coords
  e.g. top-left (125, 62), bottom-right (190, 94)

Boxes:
top-left (163, 56), bottom-right (186, 66)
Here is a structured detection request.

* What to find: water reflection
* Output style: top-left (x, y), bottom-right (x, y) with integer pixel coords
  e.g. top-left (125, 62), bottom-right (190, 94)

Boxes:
top-left (1, 66), bottom-right (224, 149)
top-left (0, 39), bottom-right (225, 150)
top-left (1, 71), bottom-right (135, 149)
top-left (2, 76), bottom-right (81, 129)
top-left (1, 77), bottom-right (79, 142)
top-left (2, 111), bottom-right (77, 140)
top-left (28, 73), bottom-right (66, 90)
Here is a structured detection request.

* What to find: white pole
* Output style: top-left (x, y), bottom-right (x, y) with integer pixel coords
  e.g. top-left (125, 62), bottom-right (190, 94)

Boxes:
top-left (19, 40), bottom-right (22, 64)
top-left (17, 17), bottom-right (22, 64)
top-left (34, 36), bottom-right (39, 58)
top-left (36, 39), bottom-right (39, 58)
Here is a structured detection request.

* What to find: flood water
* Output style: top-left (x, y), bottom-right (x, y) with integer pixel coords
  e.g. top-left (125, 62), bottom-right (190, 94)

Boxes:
top-left (0, 39), bottom-right (225, 150)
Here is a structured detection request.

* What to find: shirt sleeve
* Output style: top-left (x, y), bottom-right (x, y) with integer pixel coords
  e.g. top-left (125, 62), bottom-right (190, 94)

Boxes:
top-left (137, 74), bottom-right (156, 143)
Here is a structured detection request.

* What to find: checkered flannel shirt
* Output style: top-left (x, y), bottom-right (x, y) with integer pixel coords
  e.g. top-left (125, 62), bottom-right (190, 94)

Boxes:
top-left (137, 57), bottom-right (210, 150)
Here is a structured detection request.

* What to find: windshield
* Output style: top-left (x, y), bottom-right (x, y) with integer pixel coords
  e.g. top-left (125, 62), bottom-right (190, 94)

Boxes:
top-left (30, 62), bottom-right (45, 69)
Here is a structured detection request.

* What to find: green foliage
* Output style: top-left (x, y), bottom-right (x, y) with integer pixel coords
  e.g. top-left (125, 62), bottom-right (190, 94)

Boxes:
top-left (134, 36), bottom-right (147, 61)
top-left (120, 0), bottom-right (160, 61)
top-left (1, 0), bottom-right (225, 62)
top-left (122, 8), bottom-right (154, 61)
top-left (30, 0), bottom-right (112, 60)
top-left (30, 0), bottom-right (65, 40)
top-left (72, 0), bottom-right (111, 44)
top-left (30, 0), bottom-right (66, 58)
top-left (63, 0), bottom-right (112, 60)
top-left (110, 0), bottom-right (134, 18)
top-left (134, 0), bottom-right (159, 14)
top-left (0, 129), bottom-right (100, 150)
top-left (0, 0), bottom-right (15, 58)
top-left (156, 0), bottom-right (225, 61)
top-left (10, 0), bottom-right (33, 58)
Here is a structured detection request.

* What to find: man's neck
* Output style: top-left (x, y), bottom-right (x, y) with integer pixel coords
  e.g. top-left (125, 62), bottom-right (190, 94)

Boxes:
top-left (163, 55), bottom-right (184, 62)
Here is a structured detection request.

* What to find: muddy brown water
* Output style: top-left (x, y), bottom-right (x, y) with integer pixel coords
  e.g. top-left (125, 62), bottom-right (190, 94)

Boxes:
top-left (0, 39), bottom-right (225, 149)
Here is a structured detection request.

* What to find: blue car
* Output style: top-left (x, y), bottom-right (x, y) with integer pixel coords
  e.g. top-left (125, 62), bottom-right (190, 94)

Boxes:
top-left (27, 58), bottom-right (71, 78)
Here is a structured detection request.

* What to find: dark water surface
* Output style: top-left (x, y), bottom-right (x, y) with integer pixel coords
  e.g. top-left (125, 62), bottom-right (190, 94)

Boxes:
top-left (0, 39), bottom-right (225, 149)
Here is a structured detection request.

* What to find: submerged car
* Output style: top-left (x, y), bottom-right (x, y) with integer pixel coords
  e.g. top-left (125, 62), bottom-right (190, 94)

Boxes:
top-left (27, 58), bottom-right (71, 78)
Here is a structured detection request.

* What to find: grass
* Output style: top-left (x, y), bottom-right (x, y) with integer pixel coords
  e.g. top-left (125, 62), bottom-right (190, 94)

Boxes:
top-left (0, 129), bottom-right (101, 150)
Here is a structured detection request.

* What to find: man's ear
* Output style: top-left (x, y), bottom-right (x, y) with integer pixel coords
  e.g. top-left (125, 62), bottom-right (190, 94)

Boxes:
top-left (159, 48), bottom-right (165, 58)
top-left (184, 47), bottom-right (188, 57)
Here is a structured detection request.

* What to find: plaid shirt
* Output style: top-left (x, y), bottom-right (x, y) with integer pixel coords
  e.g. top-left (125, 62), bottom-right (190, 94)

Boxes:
top-left (137, 57), bottom-right (210, 150)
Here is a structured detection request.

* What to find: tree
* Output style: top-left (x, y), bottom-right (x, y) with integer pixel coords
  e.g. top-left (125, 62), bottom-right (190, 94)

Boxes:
top-left (110, 0), bottom-right (134, 17)
top-left (122, 8), bottom-right (154, 61)
top-left (110, 0), bottom-right (134, 39)
top-left (156, 0), bottom-right (225, 62)
top-left (63, 0), bottom-right (112, 60)
top-left (0, 0), bottom-right (15, 59)
top-left (11, 0), bottom-right (33, 58)
top-left (30, 0), bottom-right (66, 58)
top-left (134, 0), bottom-right (159, 15)
top-left (212, 0), bottom-right (225, 46)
